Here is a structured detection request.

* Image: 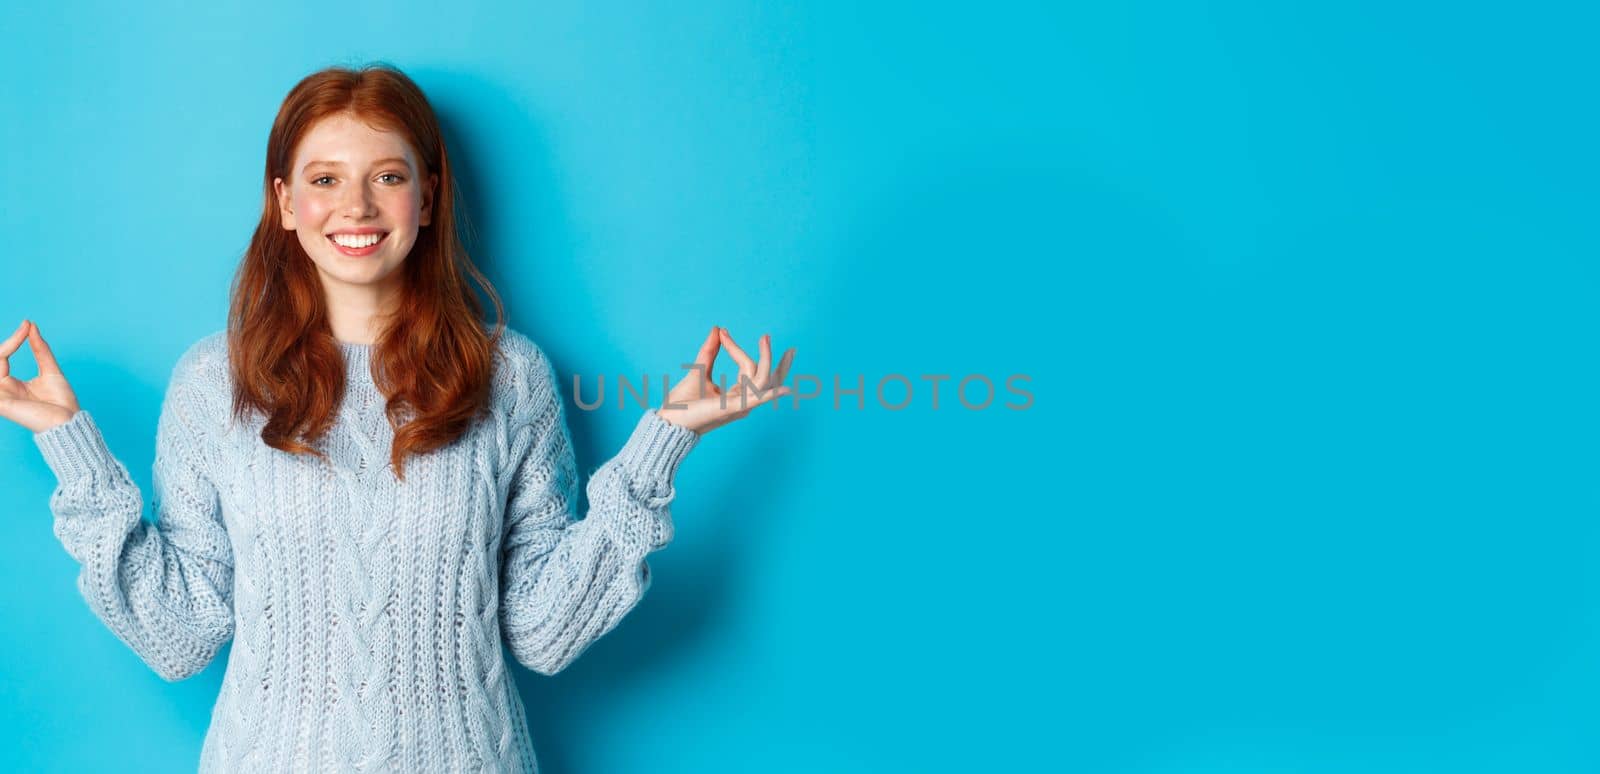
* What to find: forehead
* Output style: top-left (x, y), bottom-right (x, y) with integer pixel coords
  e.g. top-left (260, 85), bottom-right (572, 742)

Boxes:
top-left (293, 113), bottom-right (417, 170)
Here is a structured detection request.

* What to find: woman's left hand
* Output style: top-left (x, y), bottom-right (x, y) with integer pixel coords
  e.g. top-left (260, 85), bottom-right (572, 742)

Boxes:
top-left (657, 326), bottom-right (795, 435)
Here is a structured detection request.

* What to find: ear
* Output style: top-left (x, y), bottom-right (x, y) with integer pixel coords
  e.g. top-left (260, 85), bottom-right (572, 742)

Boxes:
top-left (420, 172), bottom-right (438, 227)
top-left (273, 177), bottom-right (296, 230)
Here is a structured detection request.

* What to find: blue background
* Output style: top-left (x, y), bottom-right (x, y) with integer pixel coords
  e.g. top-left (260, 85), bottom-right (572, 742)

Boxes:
top-left (2, 1), bottom-right (1597, 771)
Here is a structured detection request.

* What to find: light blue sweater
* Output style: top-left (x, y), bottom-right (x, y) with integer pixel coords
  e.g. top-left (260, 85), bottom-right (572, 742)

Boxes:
top-left (31, 328), bottom-right (700, 772)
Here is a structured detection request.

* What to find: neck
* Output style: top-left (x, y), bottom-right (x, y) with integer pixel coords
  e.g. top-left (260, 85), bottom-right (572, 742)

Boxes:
top-left (321, 274), bottom-right (400, 345)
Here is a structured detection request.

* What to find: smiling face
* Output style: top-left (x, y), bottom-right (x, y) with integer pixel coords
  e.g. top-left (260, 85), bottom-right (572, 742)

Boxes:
top-left (273, 112), bottom-right (438, 307)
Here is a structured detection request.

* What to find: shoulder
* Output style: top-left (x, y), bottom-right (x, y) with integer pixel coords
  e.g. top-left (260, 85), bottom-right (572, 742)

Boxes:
top-left (177, 329), bottom-right (228, 370)
top-left (169, 329), bottom-right (231, 398)
top-left (492, 325), bottom-right (545, 369)
top-left (157, 330), bottom-right (232, 442)
top-left (490, 325), bottom-right (560, 416)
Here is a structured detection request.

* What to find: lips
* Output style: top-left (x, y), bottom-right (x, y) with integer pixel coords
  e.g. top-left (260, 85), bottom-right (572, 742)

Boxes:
top-left (327, 231), bottom-right (389, 256)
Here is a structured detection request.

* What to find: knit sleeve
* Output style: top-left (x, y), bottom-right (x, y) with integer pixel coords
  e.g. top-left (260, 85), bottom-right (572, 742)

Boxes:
top-left (497, 342), bottom-right (699, 676)
top-left (31, 344), bottom-right (235, 682)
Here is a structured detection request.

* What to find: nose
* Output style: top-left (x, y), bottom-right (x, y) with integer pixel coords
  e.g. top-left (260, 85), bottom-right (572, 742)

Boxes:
top-left (342, 180), bottom-right (378, 218)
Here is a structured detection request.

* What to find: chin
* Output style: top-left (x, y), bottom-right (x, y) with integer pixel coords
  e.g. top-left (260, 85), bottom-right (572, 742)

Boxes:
top-left (352, 266), bottom-right (404, 285)
top-left (311, 262), bottom-right (402, 287)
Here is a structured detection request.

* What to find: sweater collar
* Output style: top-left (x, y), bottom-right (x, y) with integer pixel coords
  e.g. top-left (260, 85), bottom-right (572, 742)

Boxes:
top-left (338, 340), bottom-right (374, 382)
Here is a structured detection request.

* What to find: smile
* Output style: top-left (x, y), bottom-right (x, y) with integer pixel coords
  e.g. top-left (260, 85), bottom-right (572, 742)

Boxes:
top-left (327, 232), bottom-right (388, 256)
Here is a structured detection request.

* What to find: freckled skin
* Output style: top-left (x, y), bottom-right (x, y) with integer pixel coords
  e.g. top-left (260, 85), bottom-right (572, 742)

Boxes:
top-left (272, 112), bottom-right (438, 306)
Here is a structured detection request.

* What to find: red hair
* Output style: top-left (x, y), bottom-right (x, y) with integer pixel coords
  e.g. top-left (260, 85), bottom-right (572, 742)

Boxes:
top-left (227, 63), bottom-right (505, 482)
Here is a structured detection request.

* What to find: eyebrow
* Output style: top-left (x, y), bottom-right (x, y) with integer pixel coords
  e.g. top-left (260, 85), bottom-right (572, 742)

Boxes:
top-left (301, 157), bottom-right (412, 173)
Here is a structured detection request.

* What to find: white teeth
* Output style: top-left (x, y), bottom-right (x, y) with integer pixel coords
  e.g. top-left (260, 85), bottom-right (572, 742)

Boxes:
top-left (331, 233), bottom-right (383, 248)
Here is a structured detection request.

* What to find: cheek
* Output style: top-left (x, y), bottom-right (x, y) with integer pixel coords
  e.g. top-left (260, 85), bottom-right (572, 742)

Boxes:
top-left (391, 190), bottom-right (424, 223)
top-left (296, 193), bottom-right (336, 223)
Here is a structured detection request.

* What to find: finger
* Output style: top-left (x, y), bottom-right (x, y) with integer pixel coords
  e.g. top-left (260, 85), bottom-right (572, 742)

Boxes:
top-left (0, 320), bottom-right (28, 380)
top-left (695, 325), bottom-right (721, 369)
top-left (754, 334), bottom-right (772, 385)
top-left (744, 384), bottom-right (795, 412)
top-left (719, 328), bottom-right (755, 377)
top-left (28, 322), bottom-right (64, 376)
top-left (771, 347), bottom-right (796, 387)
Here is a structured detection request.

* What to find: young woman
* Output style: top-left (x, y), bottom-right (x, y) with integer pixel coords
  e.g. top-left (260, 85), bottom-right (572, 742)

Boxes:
top-left (1, 64), bottom-right (795, 773)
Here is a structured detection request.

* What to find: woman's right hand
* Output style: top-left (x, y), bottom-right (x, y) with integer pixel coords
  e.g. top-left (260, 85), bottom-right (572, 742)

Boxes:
top-left (0, 320), bottom-right (80, 433)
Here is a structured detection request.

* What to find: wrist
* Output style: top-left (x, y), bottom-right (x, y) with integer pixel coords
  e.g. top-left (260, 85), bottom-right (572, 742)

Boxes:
top-left (656, 406), bottom-right (698, 432)
top-left (33, 407), bottom-right (79, 435)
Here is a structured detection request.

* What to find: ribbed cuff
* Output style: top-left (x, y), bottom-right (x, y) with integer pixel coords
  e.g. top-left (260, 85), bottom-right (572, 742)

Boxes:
top-left (33, 410), bottom-right (117, 482)
top-left (614, 409), bottom-right (699, 486)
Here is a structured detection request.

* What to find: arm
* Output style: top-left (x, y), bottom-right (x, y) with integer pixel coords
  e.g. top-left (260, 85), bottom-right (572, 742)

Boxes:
top-left (31, 345), bottom-right (235, 682)
top-left (498, 344), bottom-right (699, 676)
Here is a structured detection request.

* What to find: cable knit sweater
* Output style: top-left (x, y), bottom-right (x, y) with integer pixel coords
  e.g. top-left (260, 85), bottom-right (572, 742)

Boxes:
top-left (30, 328), bottom-right (700, 773)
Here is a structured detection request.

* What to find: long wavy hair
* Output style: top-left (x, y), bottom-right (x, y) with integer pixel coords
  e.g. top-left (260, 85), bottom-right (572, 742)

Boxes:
top-left (227, 63), bottom-right (505, 482)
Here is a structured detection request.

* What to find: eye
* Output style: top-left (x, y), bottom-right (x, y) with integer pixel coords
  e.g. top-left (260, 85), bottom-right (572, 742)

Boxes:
top-left (379, 173), bottom-right (407, 184)
top-left (311, 175), bottom-right (335, 186)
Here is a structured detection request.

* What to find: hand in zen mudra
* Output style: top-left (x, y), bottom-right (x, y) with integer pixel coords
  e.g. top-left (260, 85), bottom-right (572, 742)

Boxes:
top-left (658, 326), bottom-right (796, 435)
top-left (0, 321), bottom-right (79, 434)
